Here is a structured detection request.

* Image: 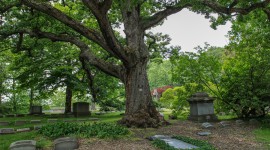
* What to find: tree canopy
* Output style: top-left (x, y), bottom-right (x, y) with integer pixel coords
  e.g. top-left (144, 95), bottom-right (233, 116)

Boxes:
top-left (1, 0), bottom-right (270, 127)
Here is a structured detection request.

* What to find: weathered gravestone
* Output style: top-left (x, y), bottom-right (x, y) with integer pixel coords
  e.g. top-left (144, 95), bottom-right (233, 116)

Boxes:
top-left (9, 140), bottom-right (36, 150)
top-left (187, 92), bottom-right (218, 122)
top-left (54, 137), bottom-right (79, 150)
top-left (0, 121), bottom-right (9, 126)
top-left (197, 131), bottom-right (211, 136)
top-left (0, 128), bottom-right (15, 134)
top-left (219, 121), bottom-right (230, 127)
top-left (30, 120), bottom-right (41, 124)
top-left (15, 120), bottom-right (28, 126)
top-left (149, 135), bottom-right (199, 149)
top-left (29, 106), bottom-right (43, 115)
top-left (17, 128), bottom-right (31, 132)
top-left (202, 122), bottom-right (214, 129)
top-left (73, 102), bottom-right (91, 117)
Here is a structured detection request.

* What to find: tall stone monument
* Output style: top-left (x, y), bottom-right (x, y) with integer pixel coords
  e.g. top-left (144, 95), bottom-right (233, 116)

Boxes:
top-left (29, 106), bottom-right (43, 115)
top-left (187, 92), bottom-right (218, 122)
top-left (73, 102), bottom-right (91, 117)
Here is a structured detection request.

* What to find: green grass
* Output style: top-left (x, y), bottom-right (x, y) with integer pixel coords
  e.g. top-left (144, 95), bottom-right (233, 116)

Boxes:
top-left (254, 124), bottom-right (270, 149)
top-left (0, 131), bottom-right (52, 150)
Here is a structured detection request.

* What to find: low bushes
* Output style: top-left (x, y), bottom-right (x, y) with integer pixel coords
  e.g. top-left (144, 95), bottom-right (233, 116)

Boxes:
top-left (38, 122), bottom-right (129, 139)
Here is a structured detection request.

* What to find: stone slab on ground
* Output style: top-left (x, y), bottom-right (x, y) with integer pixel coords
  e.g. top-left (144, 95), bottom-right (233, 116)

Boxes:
top-left (9, 140), bottom-right (36, 150)
top-left (54, 137), bottom-right (79, 150)
top-left (15, 120), bottom-right (28, 126)
top-left (149, 135), bottom-right (199, 149)
top-left (77, 119), bottom-right (88, 122)
top-left (30, 120), bottom-right (42, 124)
top-left (197, 131), bottom-right (211, 136)
top-left (0, 128), bottom-right (15, 134)
top-left (219, 121), bottom-right (230, 127)
top-left (17, 128), bottom-right (31, 132)
top-left (0, 121), bottom-right (9, 126)
top-left (202, 122), bottom-right (214, 128)
top-left (63, 119), bottom-right (75, 122)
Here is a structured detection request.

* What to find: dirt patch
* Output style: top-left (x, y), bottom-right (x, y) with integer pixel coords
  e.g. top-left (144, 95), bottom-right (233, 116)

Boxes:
top-left (78, 120), bottom-right (263, 150)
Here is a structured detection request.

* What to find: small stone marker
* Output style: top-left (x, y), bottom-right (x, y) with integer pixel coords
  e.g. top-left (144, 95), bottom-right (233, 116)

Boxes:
top-left (34, 125), bottom-right (43, 130)
top-left (16, 128), bottom-right (31, 132)
top-left (0, 121), bottom-right (9, 126)
top-left (149, 135), bottom-right (199, 149)
top-left (202, 122), bottom-right (214, 128)
top-left (0, 128), bottom-right (15, 134)
top-left (47, 119), bottom-right (58, 123)
top-left (236, 119), bottom-right (245, 125)
top-left (15, 120), bottom-right (28, 126)
top-left (197, 131), bottom-right (211, 136)
top-left (54, 137), bottom-right (79, 150)
top-left (30, 120), bottom-right (42, 124)
top-left (219, 121), bottom-right (230, 127)
top-left (9, 140), bottom-right (36, 150)
top-left (63, 119), bottom-right (75, 122)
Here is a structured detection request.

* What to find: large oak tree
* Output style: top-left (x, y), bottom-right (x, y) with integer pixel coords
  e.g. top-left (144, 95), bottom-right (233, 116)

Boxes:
top-left (1, 0), bottom-right (270, 127)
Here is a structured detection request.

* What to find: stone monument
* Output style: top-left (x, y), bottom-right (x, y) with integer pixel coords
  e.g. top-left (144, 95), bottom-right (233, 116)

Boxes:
top-left (29, 106), bottom-right (43, 115)
top-left (73, 102), bottom-right (91, 117)
top-left (187, 92), bottom-right (218, 122)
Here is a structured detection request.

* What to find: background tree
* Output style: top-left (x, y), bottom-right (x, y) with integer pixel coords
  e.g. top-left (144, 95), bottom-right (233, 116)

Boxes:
top-left (1, 0), bottom-right (270, 127)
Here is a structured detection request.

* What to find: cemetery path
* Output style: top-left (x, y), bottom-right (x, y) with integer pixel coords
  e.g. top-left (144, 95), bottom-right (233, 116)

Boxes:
top-left (78, 120), bottom-right (263, 150)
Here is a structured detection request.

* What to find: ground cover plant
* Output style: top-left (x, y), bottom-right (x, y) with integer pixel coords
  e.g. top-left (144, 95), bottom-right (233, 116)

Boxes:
top-left (38, 122), bottom-right (130, 139)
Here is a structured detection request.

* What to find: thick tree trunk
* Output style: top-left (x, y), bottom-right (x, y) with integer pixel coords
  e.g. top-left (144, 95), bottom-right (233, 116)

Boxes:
top-left (118, 62), bottom-right (167, 128)
top-left (64, 85), bottom-right (72, 114)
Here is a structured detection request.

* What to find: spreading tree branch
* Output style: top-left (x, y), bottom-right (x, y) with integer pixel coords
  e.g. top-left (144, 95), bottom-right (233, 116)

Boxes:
top-left (20, 0), bottom-right (123, 59)
top-left (1, 29), bottom-right (122, 79)
top-left (82, 0), bottom-right (129, 64)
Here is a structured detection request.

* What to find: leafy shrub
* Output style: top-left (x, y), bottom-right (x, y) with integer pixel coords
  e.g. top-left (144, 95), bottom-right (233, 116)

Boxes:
top-left (38, 122), bottom-right (129, 139)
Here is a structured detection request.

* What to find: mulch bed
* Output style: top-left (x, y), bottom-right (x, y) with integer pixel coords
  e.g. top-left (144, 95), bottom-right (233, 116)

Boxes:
top-left (78, 120), bottom-right (263, 150)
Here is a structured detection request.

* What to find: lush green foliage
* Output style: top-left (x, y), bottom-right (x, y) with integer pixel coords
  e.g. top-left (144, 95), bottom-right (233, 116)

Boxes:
top-left (159, 83), bottom-right (200, 117)
top-left (38, 122), bottom-right (129, 139)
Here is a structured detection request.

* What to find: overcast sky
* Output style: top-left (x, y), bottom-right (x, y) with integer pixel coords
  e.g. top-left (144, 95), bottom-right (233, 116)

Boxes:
top-left (150, 9), bottom-right (232, 52)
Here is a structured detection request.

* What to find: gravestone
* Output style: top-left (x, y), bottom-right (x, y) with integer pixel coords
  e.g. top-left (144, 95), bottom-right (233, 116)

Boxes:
top-left (202, 122), bottom-right (214, 129)
top-left (17, 128), bottom-right (31, 132)
top-left (149, 135), bottom-right (199, 149)
top-left (73, 102), bottom-right (91, 117)
top-left (54, 137), bottom-right (79, 150)
top-left (30, 120), bottom-right (41, 124)
top-left (187, 92), bottom-right (218, 122)
top-left (219, 121), bottom-right (230, 127)
top-left (0, 128), bottom-right (15, 134)
top-left (15, 120), bottom-right (28, 126)
top-left (0, 121), bottom-right (9, 126)
top-left (9, 140), bottom-right (36, 150)
top-left (77, 119), bottom-right (88, 122)
top-left (197, 131), bottom-right (211, 136)
top-left (29, 106), bottom-right (43, 115)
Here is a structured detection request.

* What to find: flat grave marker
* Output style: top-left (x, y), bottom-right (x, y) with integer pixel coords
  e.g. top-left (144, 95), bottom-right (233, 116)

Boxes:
top-left (15, 120), bottom-right (28, 126)
top-left (0, 128), bottom-right (15, 134)
top-left (54, 137), bottom-right (79, 150)
top-left (0, 121), bottom-right (9, 126)
top-left (9, 140), bottom-right (36, 150)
